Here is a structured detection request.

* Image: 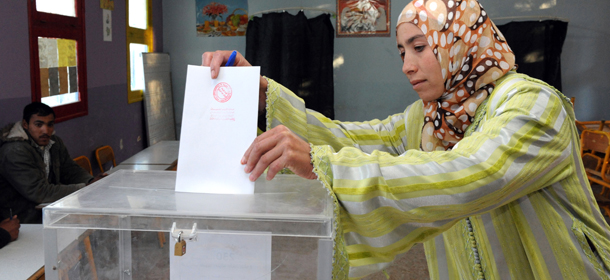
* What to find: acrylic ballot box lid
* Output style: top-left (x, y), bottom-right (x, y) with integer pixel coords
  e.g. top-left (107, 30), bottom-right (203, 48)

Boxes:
top-left (43, 170), bottom-right (334, 238)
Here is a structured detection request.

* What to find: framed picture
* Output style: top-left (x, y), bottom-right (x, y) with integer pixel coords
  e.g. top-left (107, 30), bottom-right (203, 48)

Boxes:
top-left (196, 0), bottom-right (249, 37)
top-left (337, 0), bottom-right (391, 37)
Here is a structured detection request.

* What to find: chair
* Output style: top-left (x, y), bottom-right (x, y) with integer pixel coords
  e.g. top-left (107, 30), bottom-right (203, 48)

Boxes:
top-left (570, 98), bottom-right (608, 133)
top-left (73, 156), bottom-right (93, 175)
top-left (580, 130), bottom-right (610, 216)
top-left (95, 145), bottom-right (116, 173)
top-left (576, 120), bottom-right (607, 134)
top-left (57, 230), bottom-right (98, 280)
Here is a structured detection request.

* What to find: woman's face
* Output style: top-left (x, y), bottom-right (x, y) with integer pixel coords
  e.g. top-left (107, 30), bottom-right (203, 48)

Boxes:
top-left (396, 23), bottom-right (444, 102)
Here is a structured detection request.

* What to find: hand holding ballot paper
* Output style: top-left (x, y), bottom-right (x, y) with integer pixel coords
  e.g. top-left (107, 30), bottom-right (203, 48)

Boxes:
top-left (202, 51), bottom-right (316, 181)
top-left (176, 51), bottom-right (316, 194)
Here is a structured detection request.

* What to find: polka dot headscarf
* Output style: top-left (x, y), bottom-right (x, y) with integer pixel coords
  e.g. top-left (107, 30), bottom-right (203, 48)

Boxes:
top-left (397, 0), bottom-right (515, 151)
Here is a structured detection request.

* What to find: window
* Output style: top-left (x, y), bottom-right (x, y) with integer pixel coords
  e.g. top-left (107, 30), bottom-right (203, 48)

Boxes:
top-left (28, 0), bottom-right (88, 122)
top-left (126, 0), bottom-right (153, 103)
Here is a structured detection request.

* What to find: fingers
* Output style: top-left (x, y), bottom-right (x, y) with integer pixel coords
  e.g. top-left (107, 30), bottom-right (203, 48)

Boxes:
top-left (202, 52), bottom-right (214, 66)
top-left (242, 126), bottom-right (315, 181)
top-left (209, 51), bottom-right (227, 79)
top-left (244, 132), bottom-right (282, 174)
top-left (241, 138), bottom-right (255, 165)
top-left (202, 50), bottom-right (252, 79)
top-left (250, 143), bottom-right (284, 181)
top-left (243, 126), bottom-right (287, 167)
top-left (262, 139), bottom-right (314, 181)
top-left (242, 125), bottom-right (282, 166)
top-left (242, 127), bottom-right (287, 181)
top-left (202, 50), bottom-right (227, 79)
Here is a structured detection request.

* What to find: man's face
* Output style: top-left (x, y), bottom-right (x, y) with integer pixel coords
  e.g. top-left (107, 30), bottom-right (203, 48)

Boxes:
top-left (22, 114), bottom-right (55, 146)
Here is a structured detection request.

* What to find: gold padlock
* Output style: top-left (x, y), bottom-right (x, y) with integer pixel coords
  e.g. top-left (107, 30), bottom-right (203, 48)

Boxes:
top-left (174, 231), bottom-right (186, 256)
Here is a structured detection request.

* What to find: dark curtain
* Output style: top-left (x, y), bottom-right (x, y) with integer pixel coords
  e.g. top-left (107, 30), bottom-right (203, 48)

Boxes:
top-left (246, 11), bottom-right (335, 129)
top-left (497, 20), bottom-right (568, 91)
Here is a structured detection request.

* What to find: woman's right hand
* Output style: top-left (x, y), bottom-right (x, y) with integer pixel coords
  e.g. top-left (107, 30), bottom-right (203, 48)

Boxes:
top-left (202, 50), bottom-right (268, 113)
top-left (202, 50), bottom-right (252, 79)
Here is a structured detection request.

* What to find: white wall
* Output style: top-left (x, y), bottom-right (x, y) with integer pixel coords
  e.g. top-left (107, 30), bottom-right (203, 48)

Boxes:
top-left (164, 0), bottom-right (610, 136)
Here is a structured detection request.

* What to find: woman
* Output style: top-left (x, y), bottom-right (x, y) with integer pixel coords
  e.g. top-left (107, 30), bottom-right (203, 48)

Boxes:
top-left (203, 0), bottom-right (610, 279)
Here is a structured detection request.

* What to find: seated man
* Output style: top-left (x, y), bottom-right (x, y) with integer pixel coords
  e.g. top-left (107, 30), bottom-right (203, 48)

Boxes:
top-left (0, 102), bottom-right (105, 223)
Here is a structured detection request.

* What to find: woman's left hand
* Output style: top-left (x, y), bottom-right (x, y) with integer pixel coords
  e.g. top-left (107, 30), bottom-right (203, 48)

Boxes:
top-left (242, 125), bottom-right (317, 181)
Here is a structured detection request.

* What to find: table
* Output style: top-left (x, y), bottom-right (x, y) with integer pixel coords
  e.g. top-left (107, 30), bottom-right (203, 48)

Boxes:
top-left (120, 140), bottom-right (179, 165)
top-left (106, 163), bottom-right (173, 174)
top-left (107, 141), bottom-right (179, 174)
top-left (0, 224), bottom-right (45, 280)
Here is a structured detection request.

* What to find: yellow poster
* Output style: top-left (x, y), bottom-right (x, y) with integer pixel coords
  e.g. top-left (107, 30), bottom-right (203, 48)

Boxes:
top-left (57, 39), bottom-right (77, 68)
top-left (100, 0), bottom-right (114, 10)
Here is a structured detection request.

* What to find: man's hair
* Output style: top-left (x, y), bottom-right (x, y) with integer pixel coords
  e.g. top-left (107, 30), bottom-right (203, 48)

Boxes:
top-left (23, 102), bottom-right (55, 123)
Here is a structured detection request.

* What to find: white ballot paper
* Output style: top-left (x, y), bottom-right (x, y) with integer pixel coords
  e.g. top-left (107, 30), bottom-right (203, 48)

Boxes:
top-left (176, 65), bottom-right (260, 194)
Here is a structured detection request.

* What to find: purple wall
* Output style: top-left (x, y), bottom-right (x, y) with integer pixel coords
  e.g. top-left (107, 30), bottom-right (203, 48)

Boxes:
top-left (0, 0), bottom-right (163, 175)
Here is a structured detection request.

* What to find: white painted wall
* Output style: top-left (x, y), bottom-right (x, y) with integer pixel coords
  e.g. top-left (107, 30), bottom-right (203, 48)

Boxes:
top-left (164, 0), bottom-right (610, 135)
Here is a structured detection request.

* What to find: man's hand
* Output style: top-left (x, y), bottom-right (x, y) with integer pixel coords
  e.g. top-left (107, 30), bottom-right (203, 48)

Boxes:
top-left (87, 173), bottom-right (108, 185)
top-left (242, 125), bottom-right (317, 182)
top-left (202, 50), bottom-right (267, 113)
top-left (0, 216), bottom-right (20, 241)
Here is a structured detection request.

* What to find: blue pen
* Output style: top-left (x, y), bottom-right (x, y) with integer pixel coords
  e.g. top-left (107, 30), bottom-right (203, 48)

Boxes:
top-left (225, 50), bottom-right (237, 66)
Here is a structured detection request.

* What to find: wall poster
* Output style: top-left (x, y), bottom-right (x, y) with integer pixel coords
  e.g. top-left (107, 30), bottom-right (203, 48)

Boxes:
top-left (100, 0), bottom-right (114, 10)
top-left (196, 0), bottom-right (249, 37)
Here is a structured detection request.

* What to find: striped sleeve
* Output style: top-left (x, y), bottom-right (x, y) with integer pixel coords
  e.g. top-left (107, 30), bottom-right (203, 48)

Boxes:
top-left (265, 78), bottom-right (416, 156)
top-left (267, 76), bottom-right (578, 278)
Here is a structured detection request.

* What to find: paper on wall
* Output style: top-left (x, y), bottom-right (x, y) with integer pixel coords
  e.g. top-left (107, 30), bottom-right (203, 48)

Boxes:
top-left (176, 65), bottom-right (259, 194)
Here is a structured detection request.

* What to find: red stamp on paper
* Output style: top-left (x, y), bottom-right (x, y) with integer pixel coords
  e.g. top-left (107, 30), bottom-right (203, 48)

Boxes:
top-left (213, 82), bottom-right (232, 103)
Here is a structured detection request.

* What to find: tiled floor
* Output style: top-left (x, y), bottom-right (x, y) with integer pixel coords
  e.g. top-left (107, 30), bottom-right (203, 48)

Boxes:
top-left (363, 243), bottom-right (429, 280)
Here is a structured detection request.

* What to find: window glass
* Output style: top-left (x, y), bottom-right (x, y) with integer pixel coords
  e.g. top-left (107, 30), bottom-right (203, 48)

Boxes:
top-left (38, 37), bottom-right (80, 107)
top-left (129, 0), bottom-right (148, 30)
top-left (130, 43), bottom-right (148, 91)
top-left (36, 0), bottom-right (76, 17)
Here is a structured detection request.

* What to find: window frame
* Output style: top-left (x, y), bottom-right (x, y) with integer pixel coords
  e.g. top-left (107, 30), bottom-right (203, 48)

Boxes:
top-left (126, 0), bottom-right (153, 104)
top-left (27, 0), bottom-right (88, 123)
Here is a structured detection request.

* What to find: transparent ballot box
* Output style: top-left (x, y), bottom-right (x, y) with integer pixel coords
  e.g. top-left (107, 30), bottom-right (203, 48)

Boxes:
top-left (43, 170), bottom-right (334, 280)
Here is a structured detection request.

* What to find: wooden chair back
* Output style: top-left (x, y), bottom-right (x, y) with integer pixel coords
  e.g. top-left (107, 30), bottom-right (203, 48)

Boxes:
top-left (73, 156), bottom-right (93, 175)
top-left (581, 130), bottom-right (610, 181)
top-left (575, 120), bottom-right (608, 134)
top-left (95, 145), bottom-right (116, 173)
top-left (580, 130), bottom-right (610, 216)
top-left (571, 99), bottom-right (609, 133)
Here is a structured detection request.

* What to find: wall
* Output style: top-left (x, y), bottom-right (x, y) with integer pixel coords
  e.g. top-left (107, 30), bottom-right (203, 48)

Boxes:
top-left (164, 0), bottom-right (610, 133)
top-left (484, 0), bottom-right (610, 121)
top-left (163, 0), bottom-right (245, 136)
top-left (0, 0), bottom-right (163, 175)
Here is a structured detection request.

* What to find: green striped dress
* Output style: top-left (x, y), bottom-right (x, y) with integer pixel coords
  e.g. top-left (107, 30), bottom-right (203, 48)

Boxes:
top-left (264, 72), bottom-right (610, 280)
